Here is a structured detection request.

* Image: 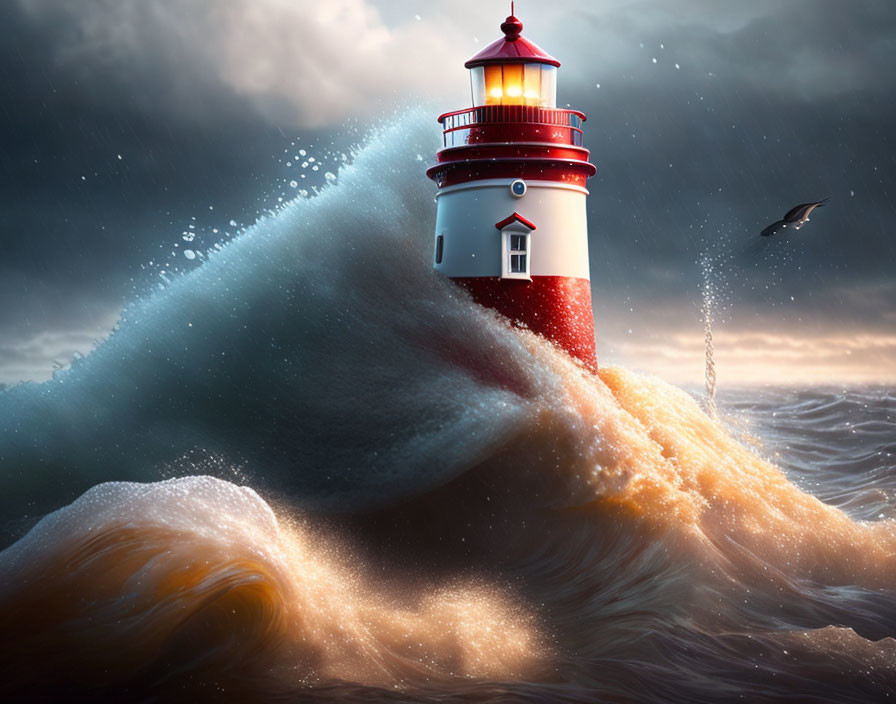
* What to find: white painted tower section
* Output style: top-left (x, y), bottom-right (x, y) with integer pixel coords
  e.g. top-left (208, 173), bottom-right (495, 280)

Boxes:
top-left (433, 179), bottom-right (592, 280)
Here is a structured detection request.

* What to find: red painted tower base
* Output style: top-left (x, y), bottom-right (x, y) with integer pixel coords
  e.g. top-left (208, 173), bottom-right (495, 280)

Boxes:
top-left (454, 276), bottom-right (597, 370)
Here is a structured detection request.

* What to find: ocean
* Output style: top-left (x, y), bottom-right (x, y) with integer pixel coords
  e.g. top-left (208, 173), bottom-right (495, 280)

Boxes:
top-left (0, 111), bottom-right (894, 703)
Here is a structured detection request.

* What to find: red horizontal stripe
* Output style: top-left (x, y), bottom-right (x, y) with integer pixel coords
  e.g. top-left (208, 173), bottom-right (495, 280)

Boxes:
top-left (436, 143), bottom-right (592, 164)
top-left (428, 159), bottom-right (595, 189)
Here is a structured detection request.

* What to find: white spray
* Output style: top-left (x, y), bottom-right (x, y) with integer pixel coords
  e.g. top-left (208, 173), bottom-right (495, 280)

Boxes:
top-left (701, 253), bottom-right (718, 419)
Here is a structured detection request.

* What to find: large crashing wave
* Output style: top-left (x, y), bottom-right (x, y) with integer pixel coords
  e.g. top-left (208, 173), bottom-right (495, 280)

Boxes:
top-left (0, 477), bottom-right (540, 699)
top-left (0, 109), bottom-right (549, 524)
top-left (1, 111), bottom-right (896, 702)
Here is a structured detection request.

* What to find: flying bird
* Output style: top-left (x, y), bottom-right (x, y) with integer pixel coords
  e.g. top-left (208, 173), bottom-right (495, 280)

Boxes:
top-left (760, 198), bottom-right (830, 237)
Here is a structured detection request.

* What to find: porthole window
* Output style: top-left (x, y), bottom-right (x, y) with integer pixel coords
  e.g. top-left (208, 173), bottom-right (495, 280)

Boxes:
top-left (510, 179), bottom-right (527, 198)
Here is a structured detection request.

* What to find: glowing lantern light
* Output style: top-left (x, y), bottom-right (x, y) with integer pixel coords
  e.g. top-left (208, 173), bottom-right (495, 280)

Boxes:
top-left (466, 11), bottom-right (560, 107)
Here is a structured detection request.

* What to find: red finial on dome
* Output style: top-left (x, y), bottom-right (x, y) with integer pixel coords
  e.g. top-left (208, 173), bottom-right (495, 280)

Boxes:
top-left (500, 13), bottom-right (523, 41)
top-left (464, 7), bottom-right (560, 68)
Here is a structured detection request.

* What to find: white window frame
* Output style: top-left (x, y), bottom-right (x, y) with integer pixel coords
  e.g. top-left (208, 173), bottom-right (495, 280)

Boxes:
top-left (500, 224), bottom-right (533, 281)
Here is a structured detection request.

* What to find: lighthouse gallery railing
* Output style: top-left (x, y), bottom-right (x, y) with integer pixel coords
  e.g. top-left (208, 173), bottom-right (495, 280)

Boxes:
top-left (438, 105), bottom-right (586, 149)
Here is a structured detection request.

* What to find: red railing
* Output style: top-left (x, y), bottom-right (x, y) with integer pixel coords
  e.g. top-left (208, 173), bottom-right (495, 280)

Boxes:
top-left (438, 105), bottom-right (586, 148)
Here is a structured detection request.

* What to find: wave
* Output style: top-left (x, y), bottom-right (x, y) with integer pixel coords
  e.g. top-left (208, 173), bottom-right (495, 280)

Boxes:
top-left (1, 110), bottom-right (895, 701)
top-left (0, 477), bottom-right (541, 700)
top-left (0, 109), bottom-right (540, 529)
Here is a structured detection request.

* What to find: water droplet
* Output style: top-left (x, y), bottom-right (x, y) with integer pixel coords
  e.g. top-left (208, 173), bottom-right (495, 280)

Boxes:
top-left (184, 250), bottom-right (196, 260)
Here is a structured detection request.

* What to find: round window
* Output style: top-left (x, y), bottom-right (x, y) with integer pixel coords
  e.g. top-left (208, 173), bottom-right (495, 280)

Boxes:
top-left (510, 179), bottom-right (527, 198)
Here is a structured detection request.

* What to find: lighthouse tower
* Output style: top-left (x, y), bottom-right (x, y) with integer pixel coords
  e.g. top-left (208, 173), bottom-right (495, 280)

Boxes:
top-left (427, 8), bottom-right (597, 368)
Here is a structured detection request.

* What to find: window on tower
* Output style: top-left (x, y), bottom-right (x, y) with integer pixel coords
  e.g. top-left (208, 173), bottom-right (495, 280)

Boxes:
top-left (435, 234), bottom-right (444, 265)
top-left (501, 229), bottom-right (531, 280)
top-left (497, 213), bottom-right (535, 280)
top-left (509, 234), bottom-right (527, 273)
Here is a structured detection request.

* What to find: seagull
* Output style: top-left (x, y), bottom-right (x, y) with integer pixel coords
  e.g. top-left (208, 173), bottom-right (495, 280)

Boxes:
top-left (761, 198), bottom-right (830, 237)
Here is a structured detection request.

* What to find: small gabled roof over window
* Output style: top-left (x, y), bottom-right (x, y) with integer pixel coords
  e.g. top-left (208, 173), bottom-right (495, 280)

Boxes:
top-left (495, 212), bottom-right (537, 231)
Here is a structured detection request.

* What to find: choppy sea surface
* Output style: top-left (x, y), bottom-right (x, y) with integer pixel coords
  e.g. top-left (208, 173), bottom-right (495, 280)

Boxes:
top-left (0, 112), bottom-right (894, 702)
top-left (722, 388), bottom-right (895, 523)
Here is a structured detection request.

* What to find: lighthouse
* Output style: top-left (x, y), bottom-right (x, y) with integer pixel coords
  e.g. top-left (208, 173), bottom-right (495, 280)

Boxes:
top-left (427, 8), bottom-right (598, 369)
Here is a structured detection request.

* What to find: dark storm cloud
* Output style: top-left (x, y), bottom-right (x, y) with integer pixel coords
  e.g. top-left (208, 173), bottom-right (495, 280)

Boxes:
top-left (0, 1), bottom-right (349, 380)
top-left (1, 0), bottom-right (894, 382)
top-left (570, 0), bottom-right (896, 99)
top-left (11, 0), bottom-right (467, 128)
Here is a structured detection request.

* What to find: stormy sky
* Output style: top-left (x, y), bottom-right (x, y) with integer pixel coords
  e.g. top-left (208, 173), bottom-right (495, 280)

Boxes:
top-left (1, 0), bottom-right (894, 386)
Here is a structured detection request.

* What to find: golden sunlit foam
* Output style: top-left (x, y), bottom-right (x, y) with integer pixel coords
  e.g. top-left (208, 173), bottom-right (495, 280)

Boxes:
top-left (0, 478), bottom-right (541, 697)
top-left (505, 329), bottom-right (896, 589)
top-left (2, 323), bottom-right (894, 697)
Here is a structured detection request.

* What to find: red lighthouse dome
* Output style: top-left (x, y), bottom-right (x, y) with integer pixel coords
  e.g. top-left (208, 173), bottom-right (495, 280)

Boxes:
top-left (427, 9), bottom-right (598, 369)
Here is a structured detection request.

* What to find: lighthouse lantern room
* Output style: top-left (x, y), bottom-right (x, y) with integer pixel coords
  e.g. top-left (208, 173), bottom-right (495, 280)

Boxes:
top-left (427, 7), bottom-right (598, 369)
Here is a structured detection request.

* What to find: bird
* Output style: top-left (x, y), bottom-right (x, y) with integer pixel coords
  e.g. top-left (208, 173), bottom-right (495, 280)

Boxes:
top-left (760, 198), bottom-right (830, 237)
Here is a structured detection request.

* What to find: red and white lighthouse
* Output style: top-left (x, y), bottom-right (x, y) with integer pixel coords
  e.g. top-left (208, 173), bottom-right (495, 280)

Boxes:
top-left (427, 9), bottom-right (597, 369)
